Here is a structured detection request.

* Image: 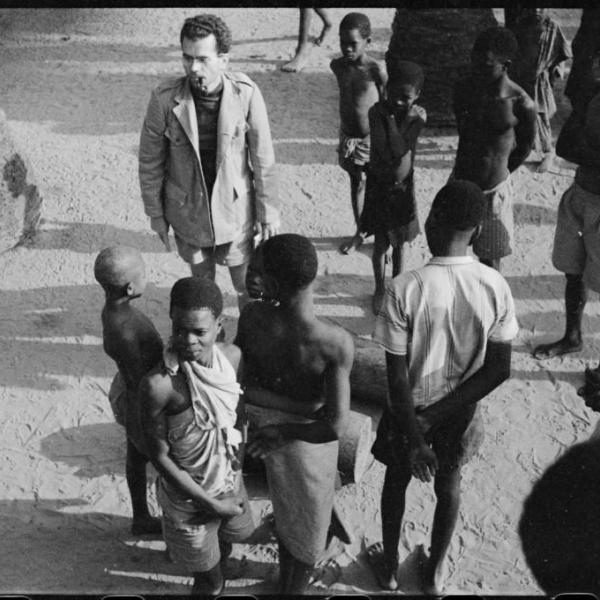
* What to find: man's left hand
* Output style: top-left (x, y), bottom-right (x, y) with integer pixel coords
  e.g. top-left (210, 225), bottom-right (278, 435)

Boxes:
top-left (255, 221), bottom-right (279, 243)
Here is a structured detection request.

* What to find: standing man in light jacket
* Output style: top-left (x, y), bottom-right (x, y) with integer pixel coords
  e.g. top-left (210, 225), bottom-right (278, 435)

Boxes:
top-left (139, 14), bottom-right (279, 310)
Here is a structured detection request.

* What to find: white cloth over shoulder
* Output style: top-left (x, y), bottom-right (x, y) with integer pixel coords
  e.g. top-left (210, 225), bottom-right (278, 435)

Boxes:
top-left (163, 344), bottom-right (242, 497)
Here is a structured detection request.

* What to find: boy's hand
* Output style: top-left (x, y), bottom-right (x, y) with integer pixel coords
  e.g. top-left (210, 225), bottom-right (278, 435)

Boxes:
top-left (408, 441), bottom-right (438, 482)
top-left (150, 216), bottom-right (171, 251)
top-left (209, 493), bottom-right (244, 518)
top-left (247, 425), bottom-right (286, 459)
top-left (255, 221), bottom-right (279, 243)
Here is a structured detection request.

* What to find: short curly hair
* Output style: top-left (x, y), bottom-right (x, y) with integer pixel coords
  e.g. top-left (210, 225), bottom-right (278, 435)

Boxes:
top-left (180, 14), bottom-right (232, 54)
top-left (339, 12), bottom-right (371, 39)
top-left (472, 26), bottom-right (518, 61)
top-left (170, 276), bottom-right (223, 318)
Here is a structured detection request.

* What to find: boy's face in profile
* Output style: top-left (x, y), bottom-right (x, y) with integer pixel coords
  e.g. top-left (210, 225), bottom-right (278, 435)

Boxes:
top-left (387, 81), bottom-right (420, 117)
top-left (471, 48), bottom-right (508, 84)
top-left (170, 306), bottom-right (222, 364)
top-left (339, 27), bottom-right (368, 62)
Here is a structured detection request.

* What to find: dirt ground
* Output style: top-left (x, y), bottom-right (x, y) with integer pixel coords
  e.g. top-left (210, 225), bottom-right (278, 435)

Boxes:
top-left (0, 7), bottom-right (596, 596)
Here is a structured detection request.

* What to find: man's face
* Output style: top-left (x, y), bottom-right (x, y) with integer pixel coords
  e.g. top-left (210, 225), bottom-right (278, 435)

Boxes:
top-left (471, 49), bottom-right (508, 84)
top-left (170, 306), bottom-right (221, 365)
top-left (387, 81), bottom-right (420, 117)
top-left (339, 28), bottom-right (368, 62)
top-left (181, 34), bottom-right (228, 94)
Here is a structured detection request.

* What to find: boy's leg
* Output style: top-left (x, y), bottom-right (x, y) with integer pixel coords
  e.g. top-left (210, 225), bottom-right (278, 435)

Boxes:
top-left (368, 463), bottom-right (411, 590)
top-left (391, 244), bottom-right (403, 278)
top-left (313, 8), bottom-right (332, 46)
top-left (372, 231), bottom-right (389, 314)
top-left (126, 439), bottom-right (161, 535)
top-left (278, 538), bottom-right (314, 594)
top-left (533, 273), bottom-right (586, 359)
top-left (340, 168), bottom-right (367, 254)
top-left (281, 8), bottom-right (313, 72)
top-left (191, 563), bottom-right (225, 596)
top-left (421, 468), bottom-right (462, 595)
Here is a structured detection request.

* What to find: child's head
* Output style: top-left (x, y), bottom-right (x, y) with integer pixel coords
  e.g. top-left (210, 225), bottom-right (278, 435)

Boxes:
top-left (169, 276), bottom-right (223, 364)
top-left (261, 234), bottom-right (318, 299)
top-left (94, 246), bottom-right (146, 299)
top-left (385, 59), bottom-right (424, 115)
top-left (425, 180), bottom-right (484, 256)
top-left (471, 27), bottom-right (518, 83)
top-left (519, 439), bottom-right (600, 595)
top-left (338, 12), bottom-right (371, 61)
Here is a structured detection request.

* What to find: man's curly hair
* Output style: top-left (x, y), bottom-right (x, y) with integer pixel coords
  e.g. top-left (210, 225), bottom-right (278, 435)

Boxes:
top-left (180, 14), bottom-right (232, 54)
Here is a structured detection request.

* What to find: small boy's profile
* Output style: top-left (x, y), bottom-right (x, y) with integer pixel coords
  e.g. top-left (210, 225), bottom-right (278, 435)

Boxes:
top-left (330, 12), bottom-right (386, 255)
top-left (94, 245), bottom-right (163, 535)
top-left (360, 59), bottom-right (426, 313)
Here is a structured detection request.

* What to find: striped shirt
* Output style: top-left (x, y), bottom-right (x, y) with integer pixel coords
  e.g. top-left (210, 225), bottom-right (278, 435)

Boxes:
top-left (373, 256), bottom-right (519, 408)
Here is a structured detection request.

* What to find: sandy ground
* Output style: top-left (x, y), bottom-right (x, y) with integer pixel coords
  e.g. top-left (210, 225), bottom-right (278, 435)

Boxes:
top-left (0, 7), bottom-right (596, 596)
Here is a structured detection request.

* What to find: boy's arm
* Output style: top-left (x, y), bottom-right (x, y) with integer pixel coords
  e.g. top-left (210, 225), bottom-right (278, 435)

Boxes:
top-left (247, 332), bottom-right (353, 456)
top-left (416, 340), bottom-right (512, 435)
top-left (508, 93), bottom-right (537, 172)
top-left (140, 373), bottom-right (243, 517)
top-left (386, 352), bottom-right (438, 482)
top-left (373, 61), bottom-right (388, 100)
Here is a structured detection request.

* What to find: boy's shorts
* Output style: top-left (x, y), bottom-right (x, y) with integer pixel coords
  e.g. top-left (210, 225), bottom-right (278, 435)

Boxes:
top-left (338, 130), bottom-right (370, 172)
top-left (473, 175), bottom-right (514, 261)
top-left (371, 404), bottom-right (484, 473)
top-left (159, 472), bottom-right (255, 573)
top-left (551, 182), bottom-right (600, 293)
top-left (175, 223), bottom-right (254, 268)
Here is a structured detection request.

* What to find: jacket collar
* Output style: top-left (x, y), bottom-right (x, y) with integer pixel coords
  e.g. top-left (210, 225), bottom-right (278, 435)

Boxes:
top-left (172, 74), bottom-right (242, 168)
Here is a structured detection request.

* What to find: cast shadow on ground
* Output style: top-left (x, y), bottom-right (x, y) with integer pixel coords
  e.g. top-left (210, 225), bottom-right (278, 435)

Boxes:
top-left (513, 202), bottom-right (557, 226)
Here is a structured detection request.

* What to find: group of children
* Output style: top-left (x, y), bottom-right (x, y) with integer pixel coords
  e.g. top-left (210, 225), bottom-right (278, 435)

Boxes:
top-left (90, 9), bottom-right (600, 597)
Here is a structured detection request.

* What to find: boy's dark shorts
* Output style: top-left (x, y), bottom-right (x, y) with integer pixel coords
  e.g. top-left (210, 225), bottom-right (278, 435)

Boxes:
top-left (371, 404), bottom-right (484, 473)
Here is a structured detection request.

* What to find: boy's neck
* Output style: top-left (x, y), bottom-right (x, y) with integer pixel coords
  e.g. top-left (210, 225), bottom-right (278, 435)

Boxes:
top-left (104, 294), bottom-right (137, 310)
top-left (348, 52), bottom-right (368, 66)
top-left (278, 287), bottom-right (316, 322)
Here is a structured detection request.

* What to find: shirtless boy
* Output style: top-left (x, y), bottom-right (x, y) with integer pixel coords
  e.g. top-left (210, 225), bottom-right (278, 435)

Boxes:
top-left (368, 181), bottom-right (518, 594)
top-left (235, 234), bottom-right (354, 594)
top-left (94, 246), bottom-right (163, 535)
top-left (453, 26), bottom-right (536, 271)
top-left (331, 12), bottom-right (386, 254)
top-left (361, 60), bottom-right (426, 314)
top-left (533, 90), bottom-right (600, 361)
top-left (140, 277), bottom-right (254, 595)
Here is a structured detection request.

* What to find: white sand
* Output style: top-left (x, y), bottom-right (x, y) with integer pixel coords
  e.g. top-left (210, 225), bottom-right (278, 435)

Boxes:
top-left (0, 7), bottom-right (596, 595)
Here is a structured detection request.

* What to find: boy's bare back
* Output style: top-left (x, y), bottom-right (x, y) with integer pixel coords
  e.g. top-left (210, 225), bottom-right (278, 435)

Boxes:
top-left (331, 56), bottom-right (385, 138)
top-left (237, 301), bottom-right (353, 407)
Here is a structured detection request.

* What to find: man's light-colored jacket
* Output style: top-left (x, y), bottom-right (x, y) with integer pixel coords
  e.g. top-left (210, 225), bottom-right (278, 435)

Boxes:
top-left (139, 71), bottom-right (279, 248)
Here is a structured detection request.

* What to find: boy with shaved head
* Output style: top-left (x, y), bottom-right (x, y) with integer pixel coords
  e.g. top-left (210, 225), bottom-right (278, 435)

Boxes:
top-left (94, 246), bottom-right (163, 535)
top-left (140, 277), bottom-right (253, 595)
top-left (235, 233), bottom-right (354, 594)
top-left (452, 26), bottom-right (537, 271)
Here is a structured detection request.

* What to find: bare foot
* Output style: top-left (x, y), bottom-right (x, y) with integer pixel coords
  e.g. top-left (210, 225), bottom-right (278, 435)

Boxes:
top-left (339, 233), bottom-right (364, 255)
top-left (366, 542), bottom-right (398, 591)
top-left (314, 23), bottom-right (332, 46)
top-left (372, 290), bottom-right (384, 315)
top-left (418, 545), bottom-right (444, 597)
top-left (131, 515), bottom-right (162, 536)
top-left (281, 42), bottom-right (312, 72)
top-left (537, 152), bottom-right (555, 173)
top-left (532, 337), bottom-right (583, 360)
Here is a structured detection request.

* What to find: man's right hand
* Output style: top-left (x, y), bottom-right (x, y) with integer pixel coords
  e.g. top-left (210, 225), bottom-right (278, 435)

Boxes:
top-left (210, 494), bottom-right (244, 518)
top-left (408, 441), bottom-right (438, 483)
top-left (150, 216), bottom-right (171, 251)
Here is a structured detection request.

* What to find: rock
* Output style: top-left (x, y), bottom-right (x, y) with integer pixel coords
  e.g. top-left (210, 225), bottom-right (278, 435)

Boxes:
top-left (0, 108), bottom-right (42, 253)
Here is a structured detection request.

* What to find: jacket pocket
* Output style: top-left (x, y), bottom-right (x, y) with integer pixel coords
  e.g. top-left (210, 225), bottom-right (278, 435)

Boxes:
top-left (165, 123), bottom-right (188, 147)
top-left (164, 179), bottom-right (188, 207)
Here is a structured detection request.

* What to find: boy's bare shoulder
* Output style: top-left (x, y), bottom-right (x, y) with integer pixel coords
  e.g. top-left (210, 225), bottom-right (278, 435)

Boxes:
top-left (316, 320), bottom-right (354, 366)
top-left (330, 56), bottom-right (344, 73)
top-left (140, 362), bottom-right (173, 400)
top-left (219, 341), bottom-right (242, 372)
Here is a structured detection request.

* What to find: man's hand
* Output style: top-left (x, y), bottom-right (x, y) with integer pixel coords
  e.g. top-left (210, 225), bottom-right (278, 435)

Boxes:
top-left (150, 216), bottom-right (171, 251)
top-left (209, 493), bottom-right (244, 518)
top-left (247, 425), bottom-right (286, 459)
top-left (255, 221), bottom-right (279, 243)
top-left (408, 441), bottom-right (438, 483)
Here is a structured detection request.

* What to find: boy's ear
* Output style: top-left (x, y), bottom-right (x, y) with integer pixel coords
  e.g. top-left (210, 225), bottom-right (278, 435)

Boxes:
top-left (125, 282), bottom-right (135, 297)
top-left (470, 224), bottom-right (483, 246)
top-left (503, 59), bottom-right (512, 70)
